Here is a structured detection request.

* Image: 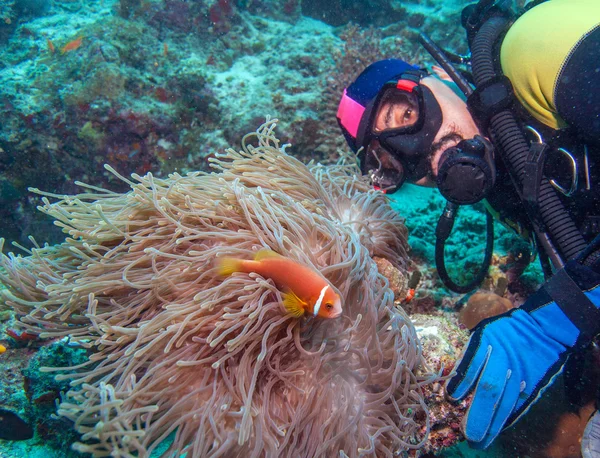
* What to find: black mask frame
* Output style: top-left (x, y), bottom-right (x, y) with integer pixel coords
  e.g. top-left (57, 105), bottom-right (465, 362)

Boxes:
top-left (356, 70), bottom-right (444, 193)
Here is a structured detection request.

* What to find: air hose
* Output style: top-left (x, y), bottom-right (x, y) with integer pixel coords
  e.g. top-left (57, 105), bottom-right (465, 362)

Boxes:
top-left (470, 15), bottom-right (588, 265)
top-left (435, 201), bottom-right (495, 294)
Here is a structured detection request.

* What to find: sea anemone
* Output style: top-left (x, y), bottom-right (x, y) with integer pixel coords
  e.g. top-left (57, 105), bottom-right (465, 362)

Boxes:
top-left (0, 119), bottom-right (438, 457)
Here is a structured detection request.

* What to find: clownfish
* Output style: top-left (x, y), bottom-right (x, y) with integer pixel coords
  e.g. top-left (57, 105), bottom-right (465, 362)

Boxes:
top-left (217, 249), bottom-right (342, 319)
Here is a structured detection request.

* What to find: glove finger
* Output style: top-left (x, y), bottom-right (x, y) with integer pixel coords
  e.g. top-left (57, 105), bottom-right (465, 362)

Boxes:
top-left (470, 370), bottom-right (523, 449)
top-left (446, 334), bottom-right (491, 400)
top-left (463, 353), bottom-right (511, 443)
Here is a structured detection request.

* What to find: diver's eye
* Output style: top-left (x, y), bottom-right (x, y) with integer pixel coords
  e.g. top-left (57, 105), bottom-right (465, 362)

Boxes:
top-left (325, 303), bottom-right (333, 310)
top-left (373, 89), bottom-right (420, 132)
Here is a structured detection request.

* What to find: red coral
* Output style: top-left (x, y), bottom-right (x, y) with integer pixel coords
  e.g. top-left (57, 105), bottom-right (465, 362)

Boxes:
top-left (7, 328), bottom-right (38, 342)
top-left (154, 87), bottom-right (172, 103)
top-left (209, 0), bottom-right (235, 34)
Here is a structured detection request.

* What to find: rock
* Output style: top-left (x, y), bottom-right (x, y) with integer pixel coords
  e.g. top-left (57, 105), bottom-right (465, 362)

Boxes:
top-left (459, 291), bottom-right (516, 330)
top-left (0, 407), bottom-right (33, 440)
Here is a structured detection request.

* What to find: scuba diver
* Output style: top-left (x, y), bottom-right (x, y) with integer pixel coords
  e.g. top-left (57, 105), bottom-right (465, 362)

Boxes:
top-left (336, 0), bottom-right (600, 451)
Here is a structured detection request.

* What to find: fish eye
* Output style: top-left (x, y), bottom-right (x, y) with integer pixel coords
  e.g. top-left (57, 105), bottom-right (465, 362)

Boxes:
top-left (325, 303), bottom-right (333, 310)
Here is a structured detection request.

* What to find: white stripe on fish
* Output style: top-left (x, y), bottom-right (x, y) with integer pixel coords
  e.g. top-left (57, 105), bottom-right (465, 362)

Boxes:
top-left (313, 285), bottom-right (329, 316)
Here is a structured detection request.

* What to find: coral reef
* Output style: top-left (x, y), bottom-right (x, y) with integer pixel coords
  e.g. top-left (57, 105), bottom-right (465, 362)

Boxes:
top-left (0, 120), bottom-right (441, 457)
top-left (300, 0), bottom-right (465, 43)
top-left (0, 337), bottom-right (32, 440)
top-left (411, 313), bottom-right (469, 454)
top-left (0, 0), bottom-right (471, 247)
top-left (0, 0), bottom-right (15, 23)
top-left (119, 0), bottom-right (140, 19)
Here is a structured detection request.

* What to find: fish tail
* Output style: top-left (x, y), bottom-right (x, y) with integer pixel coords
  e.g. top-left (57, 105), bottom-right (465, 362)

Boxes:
top-left (217, 257), bottom-right (243, 276)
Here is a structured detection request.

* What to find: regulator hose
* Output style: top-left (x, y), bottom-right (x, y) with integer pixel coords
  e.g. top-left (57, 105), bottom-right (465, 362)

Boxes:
top-left (435, 202), bottom-right (495, 294)
top-left (470, 16), bottom-right (588, 265)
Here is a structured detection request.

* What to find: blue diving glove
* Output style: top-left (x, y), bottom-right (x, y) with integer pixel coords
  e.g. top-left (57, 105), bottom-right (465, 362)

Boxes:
top-left (446, 260), bottom-right (600, 448)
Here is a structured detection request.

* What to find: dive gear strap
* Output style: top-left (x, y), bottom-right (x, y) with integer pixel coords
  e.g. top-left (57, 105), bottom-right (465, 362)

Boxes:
top-left (522, 137), bottom-right (548, 224)
top-left (467, 75), bottom-right (514, 130)
top-left (539, 264), bottom-right (600, 349)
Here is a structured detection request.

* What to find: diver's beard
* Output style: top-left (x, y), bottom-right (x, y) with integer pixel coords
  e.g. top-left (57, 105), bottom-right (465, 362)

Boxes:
top-left (430, 132), bottom-right (463, 156)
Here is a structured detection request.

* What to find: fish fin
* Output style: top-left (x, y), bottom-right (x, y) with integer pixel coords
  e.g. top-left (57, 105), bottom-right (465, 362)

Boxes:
top-left (216, 257), bottom-right (243, 276)
top-left (282, 291), bottom-right (307, 318)
top-left (254, 249), bottom-right (281, 261)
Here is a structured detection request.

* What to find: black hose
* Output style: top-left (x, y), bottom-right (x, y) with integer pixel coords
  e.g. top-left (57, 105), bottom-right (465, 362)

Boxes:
top-left (418, 33), bottom-right (473, 98)
top-left (471, 16), bottom-right (588, 263)
top-left (435, 203), bottom-right (494, 294)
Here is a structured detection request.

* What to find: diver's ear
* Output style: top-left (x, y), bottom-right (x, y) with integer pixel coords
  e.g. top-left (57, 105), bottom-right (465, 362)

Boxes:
top-left (431, 65), bottom-right (453, 83)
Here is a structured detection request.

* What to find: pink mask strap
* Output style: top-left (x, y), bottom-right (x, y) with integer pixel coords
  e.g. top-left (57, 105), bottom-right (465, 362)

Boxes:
top-left (337, 89), bottom-right (365, 139)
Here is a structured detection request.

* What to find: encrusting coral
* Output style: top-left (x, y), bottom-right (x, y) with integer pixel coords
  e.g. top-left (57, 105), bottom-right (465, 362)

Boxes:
top-left (0, 119), bottom-right (439, 457)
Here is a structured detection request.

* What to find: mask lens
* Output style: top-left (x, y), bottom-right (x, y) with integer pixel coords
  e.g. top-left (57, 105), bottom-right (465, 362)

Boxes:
top-left (372, 87), bottom-right (421, 133)
top-left (365, 140), bottom-right (406, 193)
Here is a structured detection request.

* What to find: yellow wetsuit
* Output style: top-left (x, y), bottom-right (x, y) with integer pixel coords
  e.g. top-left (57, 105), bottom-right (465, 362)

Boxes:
top-left (500, 0), bottom-right (600, 131)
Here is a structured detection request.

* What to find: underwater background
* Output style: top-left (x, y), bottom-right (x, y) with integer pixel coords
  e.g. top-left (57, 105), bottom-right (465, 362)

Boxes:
top-left (0, 0), bottom-right (560, 457)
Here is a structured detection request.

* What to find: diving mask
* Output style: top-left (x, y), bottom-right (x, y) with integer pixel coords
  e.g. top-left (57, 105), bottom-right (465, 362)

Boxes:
top-left (356, 70), bottom-right (444, 193)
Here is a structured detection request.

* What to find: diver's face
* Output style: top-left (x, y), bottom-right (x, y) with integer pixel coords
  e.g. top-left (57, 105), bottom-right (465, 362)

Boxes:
top-left (373, 76), bottom-right (484, 188)
top-left (415, 76), bottom-right (484, 186)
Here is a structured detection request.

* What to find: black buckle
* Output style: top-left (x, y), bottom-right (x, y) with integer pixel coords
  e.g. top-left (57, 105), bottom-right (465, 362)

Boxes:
top-left (467, 75), bottom-right (514, 129)
top-left (401, 68), bottom-right (428, 82)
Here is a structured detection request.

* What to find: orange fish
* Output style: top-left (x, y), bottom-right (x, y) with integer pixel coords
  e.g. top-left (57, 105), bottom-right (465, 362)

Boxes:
top-left (217, 249), bottom-right (342, 319)
top-left (61, 36), bottom-right (83, 54)
top-left (47, 38), bottom-right (55, 53)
